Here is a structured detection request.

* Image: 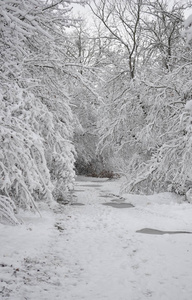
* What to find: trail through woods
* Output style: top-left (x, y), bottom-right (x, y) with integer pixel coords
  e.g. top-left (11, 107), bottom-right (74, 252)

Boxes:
top-left (1, 176), bottom-right (192, 299)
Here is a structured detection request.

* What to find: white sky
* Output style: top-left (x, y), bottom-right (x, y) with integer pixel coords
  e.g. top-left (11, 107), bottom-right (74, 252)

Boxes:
top-left (72, 0), bottom-right (192, 19)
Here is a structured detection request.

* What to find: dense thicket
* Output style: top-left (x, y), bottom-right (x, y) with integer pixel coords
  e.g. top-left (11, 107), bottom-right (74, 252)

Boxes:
top-left (88, 0), bottom-right (192, 195)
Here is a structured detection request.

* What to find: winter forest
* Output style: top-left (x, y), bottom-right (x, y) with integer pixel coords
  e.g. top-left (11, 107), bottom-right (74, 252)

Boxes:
top-left (1, 0), bottom-right (192, 224)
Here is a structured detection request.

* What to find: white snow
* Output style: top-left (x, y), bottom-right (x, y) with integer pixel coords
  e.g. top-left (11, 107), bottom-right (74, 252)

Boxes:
top-left (185, 99), bottom-right (192, 112)
top-left (184, 14), bottom-right (192, 43)
top-left (184, 14), bottom-right (192, 29)
top-left (1, 176), bottom-right (192, 299)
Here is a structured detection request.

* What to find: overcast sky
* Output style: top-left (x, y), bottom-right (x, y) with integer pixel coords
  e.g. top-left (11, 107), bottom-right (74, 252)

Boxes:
top-left (72, 0), bottom-right (192, 20)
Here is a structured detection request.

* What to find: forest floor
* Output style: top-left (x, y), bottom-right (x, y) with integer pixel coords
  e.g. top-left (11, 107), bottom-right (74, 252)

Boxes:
top-left (1, 176), bottom-right (192, 300)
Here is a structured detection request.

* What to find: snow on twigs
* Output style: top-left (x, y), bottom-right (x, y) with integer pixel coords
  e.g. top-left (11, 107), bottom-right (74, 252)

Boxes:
top-left (0, 195), bottom-right (20, 225)
top-left (0, 0), bottom-right (84, 222)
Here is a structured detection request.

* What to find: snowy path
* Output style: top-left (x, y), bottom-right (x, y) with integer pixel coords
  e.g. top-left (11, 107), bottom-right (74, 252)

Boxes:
top-left (1, 176), bottom-right (192, 299)
top-left (59, 178), bottom-right (192, 300)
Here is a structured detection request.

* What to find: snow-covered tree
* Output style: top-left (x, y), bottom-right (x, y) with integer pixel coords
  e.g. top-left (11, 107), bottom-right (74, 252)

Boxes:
top-left (0, 0), bottom-right (85, 223)
top-left (88, 0), bottom-right (145, 79)
top-left (120, 63), bottom-right (192, 194)
top-left (91, 0), bottom-right (192, 196)
top-left (143, 0), bottom-right (187, 70)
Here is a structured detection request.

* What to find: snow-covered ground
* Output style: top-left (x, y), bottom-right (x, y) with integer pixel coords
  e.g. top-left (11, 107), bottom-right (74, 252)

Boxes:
top-left (1, 176), bottom-right (192, 300)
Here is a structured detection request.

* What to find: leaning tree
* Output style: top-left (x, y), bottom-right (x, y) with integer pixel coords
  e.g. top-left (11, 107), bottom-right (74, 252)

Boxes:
top-left (0, 0), bottom-right (85, 224)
